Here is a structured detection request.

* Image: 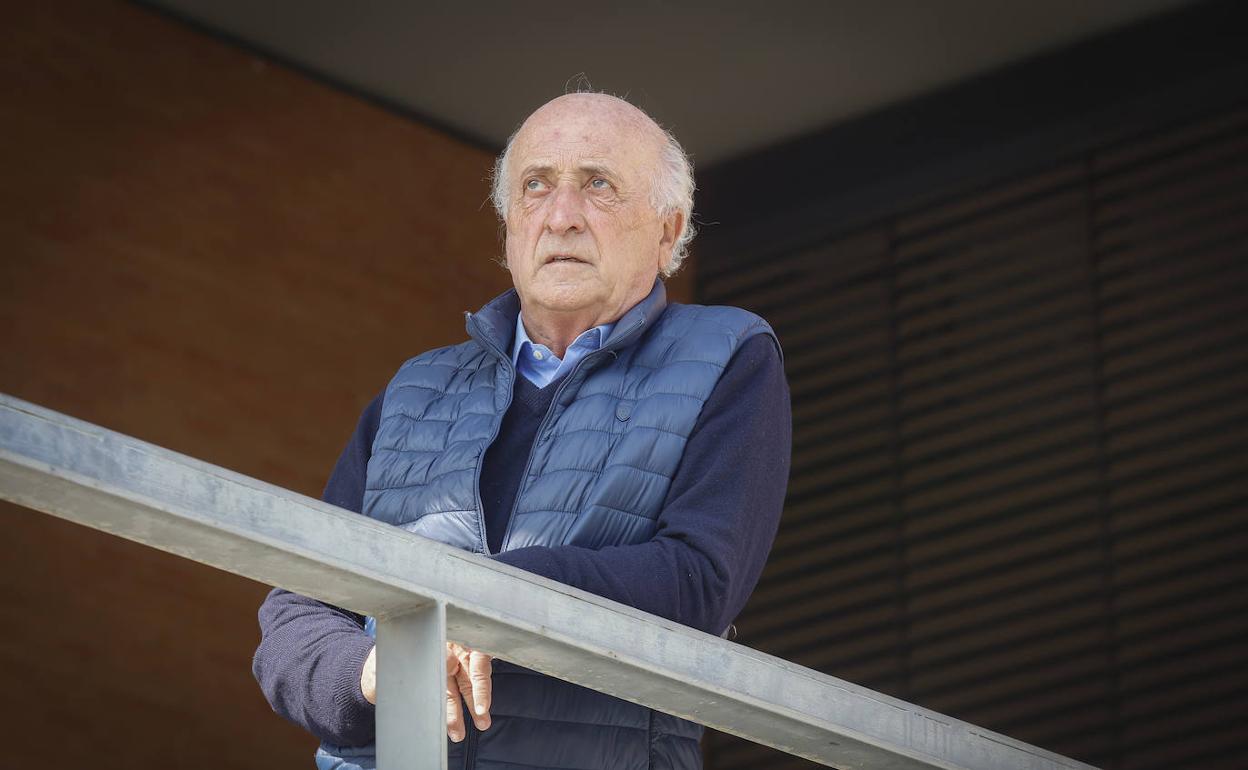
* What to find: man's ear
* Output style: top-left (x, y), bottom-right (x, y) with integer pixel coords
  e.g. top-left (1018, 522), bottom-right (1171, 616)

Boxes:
top-left (657, 210), bottom-right (685, 272)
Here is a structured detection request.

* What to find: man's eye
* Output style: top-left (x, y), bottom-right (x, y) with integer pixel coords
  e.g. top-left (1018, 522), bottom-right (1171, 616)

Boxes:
top-left (589, 178), bottom-right (611, 190)
top-left (525, 179), bottom-right (545, 192)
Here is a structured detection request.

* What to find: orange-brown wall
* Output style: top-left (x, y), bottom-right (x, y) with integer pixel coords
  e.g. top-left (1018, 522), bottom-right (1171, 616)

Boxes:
top-left (0, 2), bottom-right (690, 766)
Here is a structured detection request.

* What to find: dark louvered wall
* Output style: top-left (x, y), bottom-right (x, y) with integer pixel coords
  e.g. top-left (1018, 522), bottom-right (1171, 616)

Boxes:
top-left (700, 105), bottom-right (1248, 770)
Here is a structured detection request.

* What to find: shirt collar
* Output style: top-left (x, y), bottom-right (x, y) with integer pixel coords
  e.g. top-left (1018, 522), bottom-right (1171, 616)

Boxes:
top-left (511, 314), bottom-right (614, 369)
top-left (466, 277), bottom-right (668, 359)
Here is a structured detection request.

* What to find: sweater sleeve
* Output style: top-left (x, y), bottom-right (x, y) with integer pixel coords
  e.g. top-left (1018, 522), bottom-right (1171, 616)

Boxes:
top-left (251, 392), bottom-right (384, 746)
top-left (493, 332), bottom-right (792, 635)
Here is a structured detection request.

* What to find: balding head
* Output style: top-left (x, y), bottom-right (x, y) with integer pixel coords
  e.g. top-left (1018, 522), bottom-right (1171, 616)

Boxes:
top-left (491, 93), bottom-right (695, 276)
top-left (493, 93), bottom-right (694, 351)
top-left (523, 93), bottom-right (660, 142)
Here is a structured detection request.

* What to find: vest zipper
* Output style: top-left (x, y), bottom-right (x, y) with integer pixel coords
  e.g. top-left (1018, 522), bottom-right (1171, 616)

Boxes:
top-left (467, 313), bottom-right (516, 556)
top-left (495, 354), bottom-right (588, 552)
top-left (495, 313), bottom-right (640, 550)
top-left (473, 313), bottom-right (646, 554)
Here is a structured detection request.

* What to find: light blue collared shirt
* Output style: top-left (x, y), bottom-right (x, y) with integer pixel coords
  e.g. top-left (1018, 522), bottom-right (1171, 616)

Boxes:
top-left (512, 314), bottom-right (615, 389)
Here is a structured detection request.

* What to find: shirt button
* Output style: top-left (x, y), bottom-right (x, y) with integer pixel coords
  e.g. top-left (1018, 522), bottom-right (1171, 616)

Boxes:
top-left (533, 350), bottom-right (544, 360)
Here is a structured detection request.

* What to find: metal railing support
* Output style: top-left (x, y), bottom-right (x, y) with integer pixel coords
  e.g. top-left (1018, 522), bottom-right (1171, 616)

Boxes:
top-left (0, 393), bottom-right (1100, 770)
top-left (377, 602), bottom-right (448, 770)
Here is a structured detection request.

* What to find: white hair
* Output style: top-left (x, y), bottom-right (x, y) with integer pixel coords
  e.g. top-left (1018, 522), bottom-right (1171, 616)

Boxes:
top-left (489, 105), bottom-right (697, 277)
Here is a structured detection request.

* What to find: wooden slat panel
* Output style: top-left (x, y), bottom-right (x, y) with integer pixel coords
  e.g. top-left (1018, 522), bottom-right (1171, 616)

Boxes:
top-left (1094, 127), bottom-right (1248, 202)
top-left (894, 163), bottom-right (1083, 247)
top-left (701, 103), bottom-right (1248, 770)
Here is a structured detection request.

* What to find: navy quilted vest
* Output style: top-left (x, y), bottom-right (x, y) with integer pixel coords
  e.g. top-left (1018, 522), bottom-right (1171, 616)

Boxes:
top-left (316, 280), bottom-right (775, 770)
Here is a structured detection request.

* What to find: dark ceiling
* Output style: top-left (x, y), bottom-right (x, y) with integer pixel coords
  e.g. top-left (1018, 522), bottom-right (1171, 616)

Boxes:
top-left (145, 0), bottom-right (1194, 167)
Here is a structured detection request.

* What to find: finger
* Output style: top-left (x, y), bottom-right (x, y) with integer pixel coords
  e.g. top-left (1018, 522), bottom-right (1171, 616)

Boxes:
top-left (452, 645), bottom-right (491, 730)
top-left (454, 662), bottom-right (476, 714)
top-left (469, 650), bottom-right (493, 723)
top-left (454, 663), bottom-right (493, 732)
top-left (455, 661), bottom-right (490, 731)
top-left (446, 675), bottom-right (464, 743)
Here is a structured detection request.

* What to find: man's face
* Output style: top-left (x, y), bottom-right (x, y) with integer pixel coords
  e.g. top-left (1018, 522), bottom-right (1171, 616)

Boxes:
top-left (503, 95), bottom-right (678, 325)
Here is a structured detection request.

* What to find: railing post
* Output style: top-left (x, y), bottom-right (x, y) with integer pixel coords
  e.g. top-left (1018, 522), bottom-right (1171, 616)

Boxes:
top-left (376, 601), bottom-right (448, 770)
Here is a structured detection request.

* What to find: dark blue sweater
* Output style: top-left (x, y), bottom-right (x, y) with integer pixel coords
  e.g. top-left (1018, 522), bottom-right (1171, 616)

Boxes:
top-left (252, 333), bottom-right (791, 746)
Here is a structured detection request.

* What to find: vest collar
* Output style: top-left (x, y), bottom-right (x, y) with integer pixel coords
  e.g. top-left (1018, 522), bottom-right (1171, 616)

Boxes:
top-left (465, 278), bottom-right (668, 359)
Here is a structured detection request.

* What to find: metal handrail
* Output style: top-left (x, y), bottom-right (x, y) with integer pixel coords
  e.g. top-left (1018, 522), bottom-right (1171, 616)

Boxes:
top-left (0, 393), bottom-right (1098, 770)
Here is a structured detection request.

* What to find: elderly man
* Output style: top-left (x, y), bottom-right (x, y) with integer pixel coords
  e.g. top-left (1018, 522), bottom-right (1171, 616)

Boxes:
top-left (253, 93), bottom-right (791, 770)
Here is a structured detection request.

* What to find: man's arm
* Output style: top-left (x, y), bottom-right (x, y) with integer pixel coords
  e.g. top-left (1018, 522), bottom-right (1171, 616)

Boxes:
top-left (493, 332), bottom-right (792, 635)
top-left (251, 393), bottom-right (382, 746)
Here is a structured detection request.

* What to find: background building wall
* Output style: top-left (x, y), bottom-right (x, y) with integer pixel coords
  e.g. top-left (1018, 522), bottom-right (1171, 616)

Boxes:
top-left (696, 9), bottom-right (1247, 767)
top-left (0, 2), bottom-right (691, 765)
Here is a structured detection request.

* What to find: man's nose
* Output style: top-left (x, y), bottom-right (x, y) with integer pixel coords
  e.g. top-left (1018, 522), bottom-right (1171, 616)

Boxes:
top-left (545, 183), bottom-right (586, 235)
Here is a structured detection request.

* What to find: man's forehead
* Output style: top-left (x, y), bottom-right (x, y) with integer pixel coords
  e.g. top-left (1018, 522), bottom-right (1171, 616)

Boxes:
top-left (513, 127), bottom-right (657, 185)
top-left (512, 95), bottom-right (660, 155)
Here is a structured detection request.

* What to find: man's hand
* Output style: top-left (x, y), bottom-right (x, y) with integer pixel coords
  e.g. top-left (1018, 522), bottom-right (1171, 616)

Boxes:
top-left (446, 642), bottom-right (492, 742)
top-left (358, 643), bottom-right (493, 742)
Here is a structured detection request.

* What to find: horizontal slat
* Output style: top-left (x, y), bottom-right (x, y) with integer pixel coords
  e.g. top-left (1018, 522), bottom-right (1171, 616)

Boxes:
top-left (1109, 480), bottom-right (1245, 537)
top-left (933, 668), bottom-right (1111, 734)
top-left (1096, 204), bottom-right (1248, 275)
top-left (1094, 127), bottom-right (1248, 201)
top-left (770, 493), bottom-right (892, 551)
top-left (1120, 721), bottom-right (1248, 770)
top-left (902, 409), bottom-right (1096, 489)
top-left (896, 262), bottom-right (1087, 343)
top-left (784, 453), bottom-right (893, 507)
top-left (790, 374), bottom-right (891, 426)
top-left (913, 606), bottom-right (1108, 683)
top-left (1099, 268), bottom-right (1248, 337)
top-left (896, 218), bottom-right (1086, 310)
top-left (1119, 636), bottom-right (1246, 701)
top-left (1106, 397), bottom-right (1247, 457)
top-left (898, 335), bottom-right (1094, 419)
top-left (1093, 107), bottom-right (1248, 175)
top-left (908, 551), bottom-right (1104, 630)
top-left (894, 164), bottom-right (1083, 249)
top-left (921, 650), bottom-right (1111, 720)
top-left (746, 551), bottom-right (897, 614)
top-left (1117, 583), bottom-right (1248, 658)
top-left (907, 518), bottom-right (1102, 590)
top-left (899, 315), bottom-right (1093, 397)
top-left (901, 368), bottom-right (1095, 440)
top-left (1101, 339), bottom-right (1246, 405)
top-left (906, 445), bottom-right (1099, 518)
top-left (766, 515), bottom-right (896, 578)
top-left (896, 289), bottom-right (1091, 369)
top-left (1101, 288), bottom-right (1247, 368)
top-left (758, 602), bottom-right (901, 660)
top-left (906, 499), bottom-right (1098, 567)
top-left (704, 228), bottom-right (889, 304)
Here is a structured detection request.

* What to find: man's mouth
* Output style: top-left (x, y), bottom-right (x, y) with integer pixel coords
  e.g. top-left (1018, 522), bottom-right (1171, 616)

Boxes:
top-left (544, 254), bottom-right (589, 265)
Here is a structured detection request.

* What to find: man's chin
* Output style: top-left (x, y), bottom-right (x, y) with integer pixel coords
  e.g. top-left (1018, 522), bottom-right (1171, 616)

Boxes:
top-left (524, 281), bottom-right (603, 314)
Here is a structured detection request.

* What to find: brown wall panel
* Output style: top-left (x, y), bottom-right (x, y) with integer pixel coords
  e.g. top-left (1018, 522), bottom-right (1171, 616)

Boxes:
top-left (0, 0), bottom-right (500, 764)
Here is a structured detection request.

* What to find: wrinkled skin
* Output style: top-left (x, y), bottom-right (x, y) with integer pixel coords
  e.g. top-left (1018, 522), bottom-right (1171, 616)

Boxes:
top-left (503, 93), bottom-right (684, 358)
